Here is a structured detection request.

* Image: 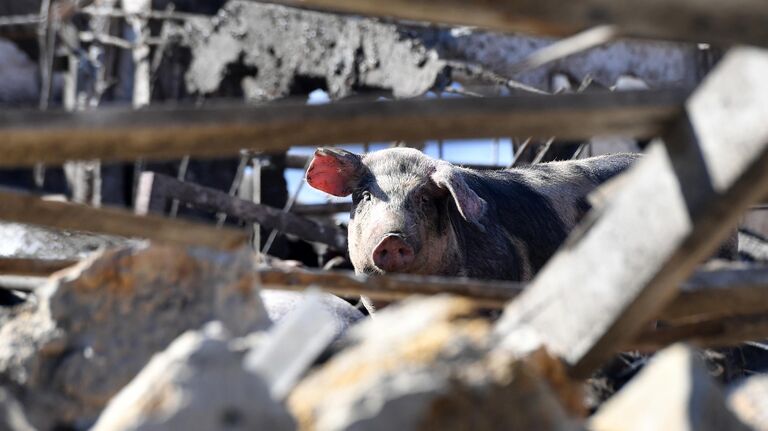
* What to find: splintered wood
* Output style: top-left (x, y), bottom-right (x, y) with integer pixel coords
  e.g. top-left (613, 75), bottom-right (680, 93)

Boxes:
top-left (495, 47), bottom-right (768, 377)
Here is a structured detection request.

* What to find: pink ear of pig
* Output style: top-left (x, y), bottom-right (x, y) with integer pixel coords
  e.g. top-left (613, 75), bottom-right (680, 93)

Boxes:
top-left (431, 163), bottom-right (488, 232)
top-left (305, 148), bottom-right (361, 197)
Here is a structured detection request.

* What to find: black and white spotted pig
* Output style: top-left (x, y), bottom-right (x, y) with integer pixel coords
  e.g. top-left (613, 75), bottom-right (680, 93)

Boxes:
top-left (306, 147), bottom-right (639, 281)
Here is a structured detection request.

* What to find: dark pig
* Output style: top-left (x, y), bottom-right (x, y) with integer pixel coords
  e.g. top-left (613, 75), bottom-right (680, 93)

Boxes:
top-left (306, 147), bottom-right (639, 281)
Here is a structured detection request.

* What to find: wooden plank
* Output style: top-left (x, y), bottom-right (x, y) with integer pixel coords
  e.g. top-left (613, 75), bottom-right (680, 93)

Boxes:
top-left (259, 0), bottom-right (768, 46)
top-left (663, 265), bottom-right (768, 322)
top-left (632, 313), bottom-right (768, 351)
top-left (0, 188), bottom-right (248, 250)
top-left (495, 47), bottom-right (768, 378)
top-left (258, 265), bottom-right (768, 321)
top-left (287, 153), bottom-right (521, 172)
top-left (0, 258), bottom-right (77, 277)
top-left (0, 90), bottom-right (684, 166)
top-left (257, 267), bottom-right (522, 308)
top-left (0, 253), bottom-right (764, 327)
top-left (135, 172), bottom-right (348, 251)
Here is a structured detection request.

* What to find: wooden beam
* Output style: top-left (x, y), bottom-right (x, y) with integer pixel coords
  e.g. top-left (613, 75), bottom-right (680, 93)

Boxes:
top-left (0, 188), bottom-right (248, 250)
top-left (632, 313), bottom-right (768, 351)
top-left (258, 267), bottom-right (523, 308)
top-left (286, 153), bottom-right (517, 172)
top-left (0, 90), bottom-right (684, 166)
top-left (495, 47), bottom-right (768, 378)
top-left (259, 0), bottom-right (768, 46)
top-left (663, 265), bottom-right (768, 322)
top-left (0, 253), bottom-right (765, 327)
top-left (135, 172), bottom-right (348, 251)
top-left (0, 258), bottom-right (77, 277)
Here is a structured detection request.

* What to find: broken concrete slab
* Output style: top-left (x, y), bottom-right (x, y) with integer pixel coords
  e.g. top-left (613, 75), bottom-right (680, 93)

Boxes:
top-left (590, 344), bottom-right (752, 431)
top-left (246, 291), bottom-right (340, 400)
top-left (0, 243), bottom-right (269, 430)
top-left (289, 295), bottom-right (582, 431)
top-left (183, 1), bottom-right (446, 100)
top-left (728, 373), bottom-right (768, 431)
top-left (260, 289), bottom-right (364, 340)
top-left (92, 322), bottom-right (296, 431)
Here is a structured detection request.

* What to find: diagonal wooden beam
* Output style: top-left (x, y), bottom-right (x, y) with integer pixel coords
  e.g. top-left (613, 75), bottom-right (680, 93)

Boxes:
top-left (0, 188), bottom-right (248, 250)
top-left (135, 172), bottom-right (348, 251)
top-left (0, 90), bottom-right (684, 166)
top-left (494, 47), bottom-right (768, 378)
top-left (258, 0), bottom-right (768, 46)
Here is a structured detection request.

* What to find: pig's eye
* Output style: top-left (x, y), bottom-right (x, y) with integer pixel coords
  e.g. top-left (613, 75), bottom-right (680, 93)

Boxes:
top-left (420, 195), bottom-right (430, 205)
top-left (361, 191), bottom-right (372, 202)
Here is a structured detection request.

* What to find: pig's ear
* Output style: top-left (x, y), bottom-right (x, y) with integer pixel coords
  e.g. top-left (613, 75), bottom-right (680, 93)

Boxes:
top-left (431, 163), bottom-right (488, 231)
top-left (306, 147), bottom-right (363, 197)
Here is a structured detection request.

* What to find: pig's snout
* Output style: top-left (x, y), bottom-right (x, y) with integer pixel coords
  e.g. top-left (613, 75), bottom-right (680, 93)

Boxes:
top-left (372, 234), bottom-right (415, 272)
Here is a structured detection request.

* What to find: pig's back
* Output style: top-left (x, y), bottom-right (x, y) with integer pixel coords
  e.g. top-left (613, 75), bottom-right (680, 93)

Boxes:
top-left (504, 153), bottom-right (640, 227)
top-left (456, 153), bottom-right (639, 279)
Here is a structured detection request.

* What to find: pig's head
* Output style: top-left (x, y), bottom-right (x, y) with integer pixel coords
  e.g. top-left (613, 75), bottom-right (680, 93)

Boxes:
top-left (306, 147), bottom-right (487, 276)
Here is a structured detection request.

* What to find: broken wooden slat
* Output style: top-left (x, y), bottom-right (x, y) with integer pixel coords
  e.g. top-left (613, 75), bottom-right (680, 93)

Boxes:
top-left (495, 47), bottom-right (768, 378)
top-left (135, 172), bottom-right (348, 251)
top-left (0, 90), bottom-right (684, 166)
top-left (260, 0), bottom-right (768, 46)
top-left (0, 188), bottom-right (248, 250)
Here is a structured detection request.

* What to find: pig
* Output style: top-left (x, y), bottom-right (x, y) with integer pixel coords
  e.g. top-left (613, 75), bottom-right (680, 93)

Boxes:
top-left (306, 146), bottom-right (640, 281)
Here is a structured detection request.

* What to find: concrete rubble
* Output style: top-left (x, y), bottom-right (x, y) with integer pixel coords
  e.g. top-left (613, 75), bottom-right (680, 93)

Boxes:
top-left (0, 243), bottom-right (270, 429)
top-left (91, 322), bottom-right (296, 431)
top-left (728, 373), bottom-right (768, 431)
top-left (590, 344), bottom-right (752, 431)
top-left (182, 1), bottom-right (446, 100)
top-left (289, 295), bottom-right (582, 431)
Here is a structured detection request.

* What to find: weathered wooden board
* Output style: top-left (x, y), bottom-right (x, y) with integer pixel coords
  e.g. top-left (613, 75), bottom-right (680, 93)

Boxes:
top-left (0, 188), bottom-right (248, 250)
top-left (259, 0), bottom-right (768, 46)
top-left (135, 172), bottom-right (348, 251)
top-left (495, 47), bottom-right (768, 377)
top-left (633, 313), bottom-right (768, 351)
top-left (0, 90), bottom-right (683, 166)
